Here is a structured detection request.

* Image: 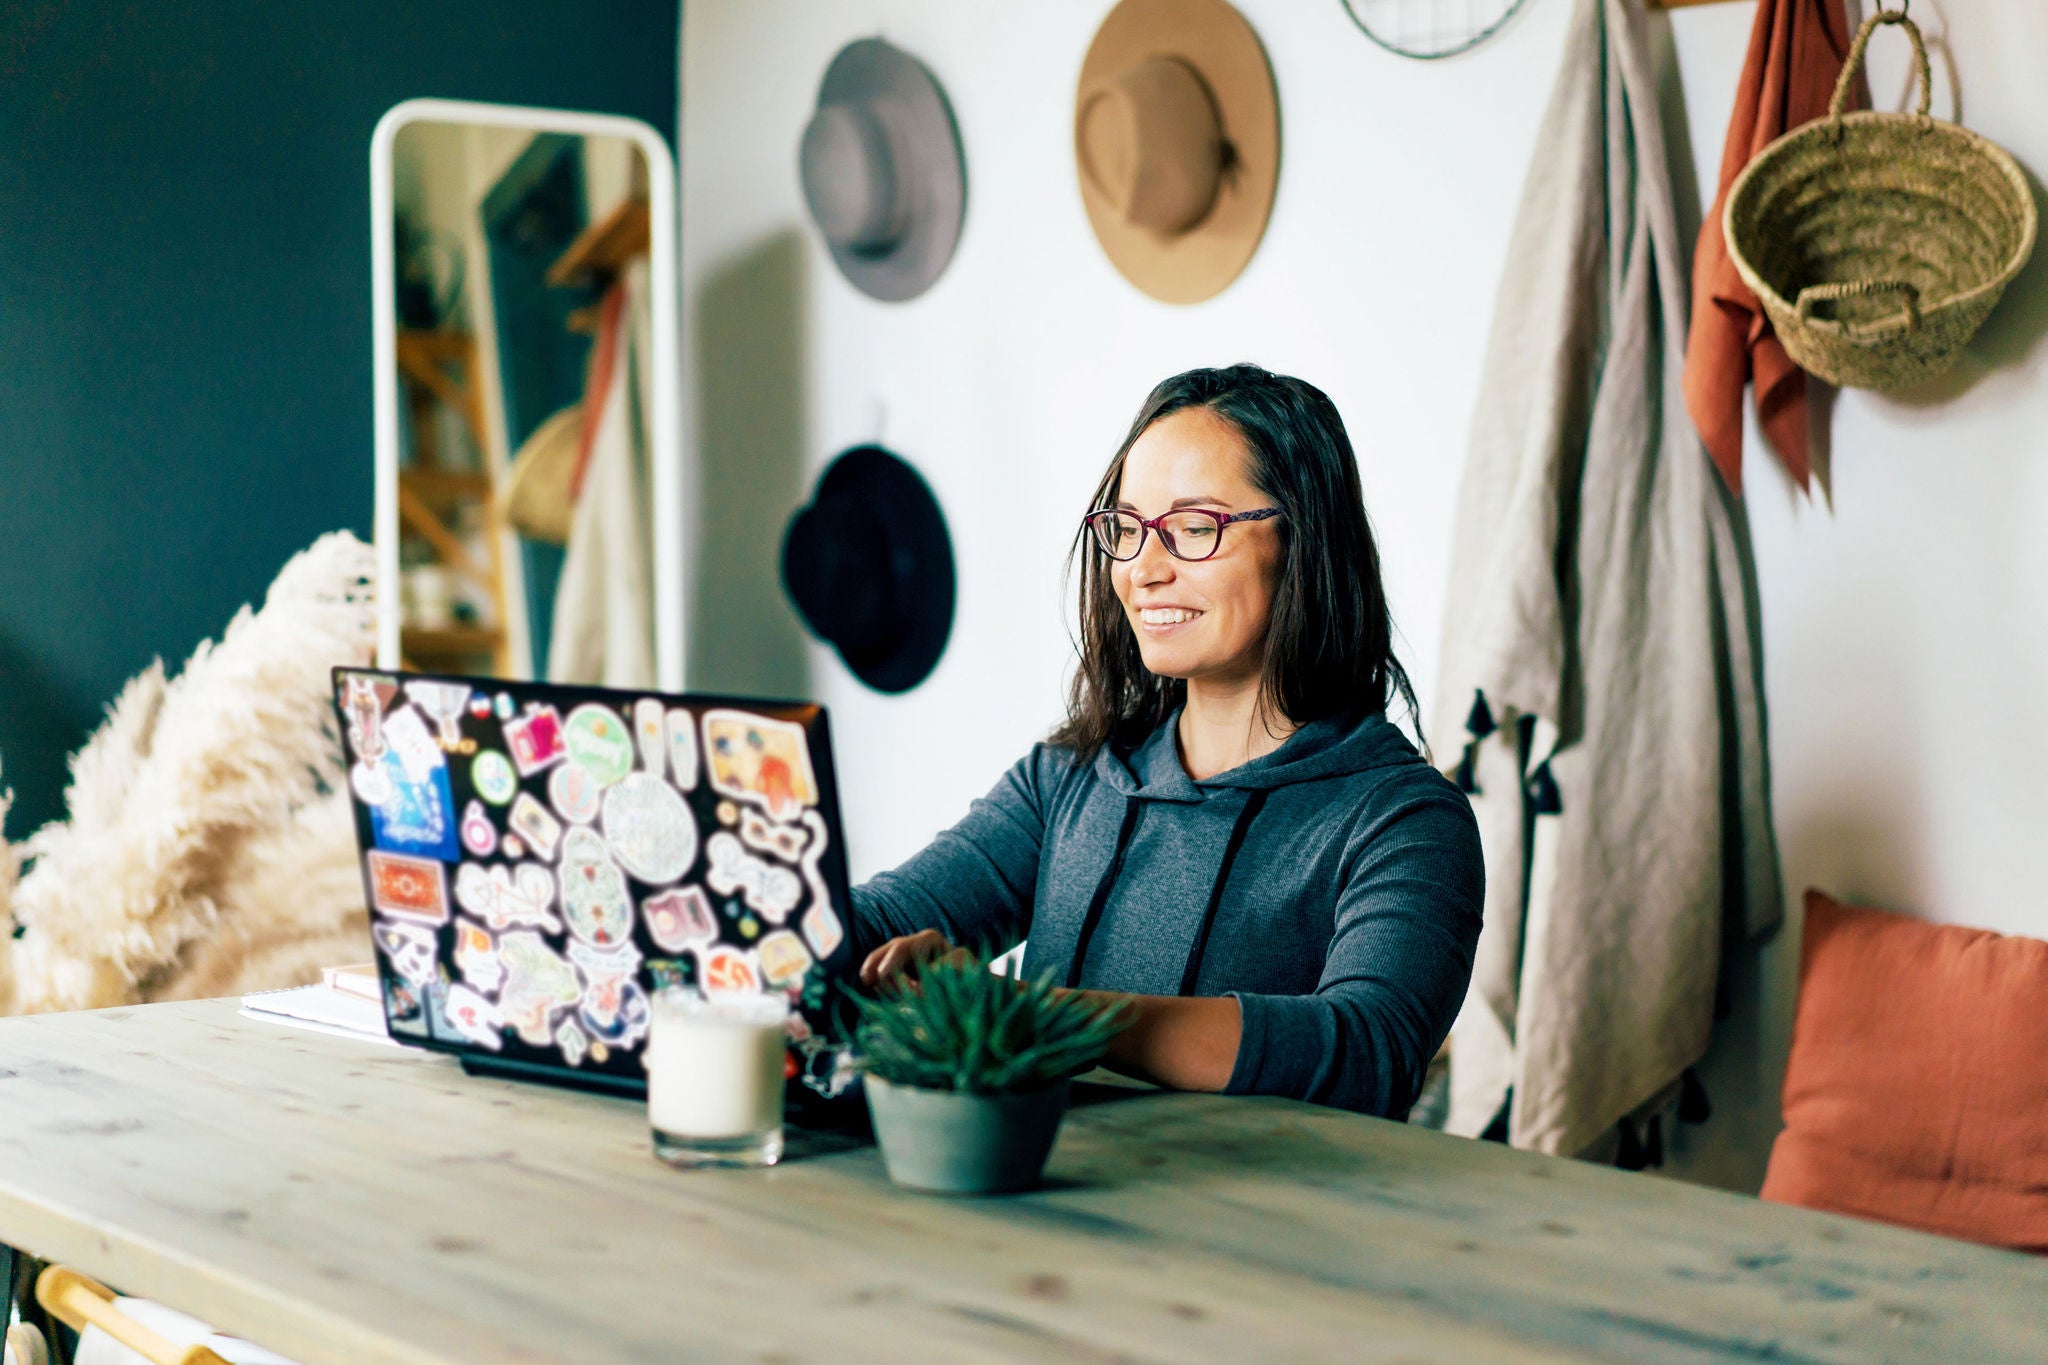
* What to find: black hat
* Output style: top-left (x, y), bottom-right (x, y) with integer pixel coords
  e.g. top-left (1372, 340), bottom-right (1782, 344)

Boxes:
top-left (781, 446), bottom-right (955, 694)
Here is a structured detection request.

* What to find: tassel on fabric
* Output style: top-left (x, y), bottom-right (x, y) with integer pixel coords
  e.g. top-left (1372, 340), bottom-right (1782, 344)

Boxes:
top-left (1465, 691), bottom-right (1498, 740)
top-left (1454, 743), bottom-right (1481, 795)
top-left (1527, 760), bottom-right (1563, 815)
top-left (1679, 1067), bottom-right (1712, 1124)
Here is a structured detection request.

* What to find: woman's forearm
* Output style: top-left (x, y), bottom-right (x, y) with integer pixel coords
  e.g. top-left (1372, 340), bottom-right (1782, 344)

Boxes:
top-left (1079, 991), bottom-right (1243, 1093)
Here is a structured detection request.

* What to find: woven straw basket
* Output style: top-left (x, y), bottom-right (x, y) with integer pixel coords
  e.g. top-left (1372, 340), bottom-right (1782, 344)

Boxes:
top-left (1724, 9), bottom-right (2037, 392)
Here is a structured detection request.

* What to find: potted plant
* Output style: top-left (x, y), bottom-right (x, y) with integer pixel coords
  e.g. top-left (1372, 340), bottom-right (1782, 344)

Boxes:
top-left (853, 951), bottom-right (1130, 1195)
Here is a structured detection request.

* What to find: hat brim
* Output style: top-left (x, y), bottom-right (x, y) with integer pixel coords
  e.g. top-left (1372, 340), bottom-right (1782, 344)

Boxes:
top-left (814, 40), bottom-right (967, 304)
top-left (1075, 0), bottom-right (1280, 305)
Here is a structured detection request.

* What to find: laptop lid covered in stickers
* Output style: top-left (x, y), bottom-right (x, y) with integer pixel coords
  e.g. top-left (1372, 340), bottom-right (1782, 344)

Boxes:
top-left (331, 669), bottom-right (858, 1099)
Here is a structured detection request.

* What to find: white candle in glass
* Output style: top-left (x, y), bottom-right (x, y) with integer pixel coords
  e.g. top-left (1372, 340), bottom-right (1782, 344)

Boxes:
top-left (648, 991), bottom-right (790, 1167)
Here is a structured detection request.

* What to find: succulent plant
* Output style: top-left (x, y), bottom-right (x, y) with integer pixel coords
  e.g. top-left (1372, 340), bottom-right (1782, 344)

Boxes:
top-left (852, 951), bottom-right (1131, 1095)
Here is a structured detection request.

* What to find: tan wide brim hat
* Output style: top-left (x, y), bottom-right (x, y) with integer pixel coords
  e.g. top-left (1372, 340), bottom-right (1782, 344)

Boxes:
top-left (1075, 0), bottom-right (1280, 306)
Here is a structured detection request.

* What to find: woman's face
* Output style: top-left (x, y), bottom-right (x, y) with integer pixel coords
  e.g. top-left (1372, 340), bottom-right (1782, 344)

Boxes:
top-left (1110, 407), bottom-right (1284, 692)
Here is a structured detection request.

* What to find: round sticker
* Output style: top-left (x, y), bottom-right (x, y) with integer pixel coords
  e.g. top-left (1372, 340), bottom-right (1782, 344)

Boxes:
top-left (548, 762), bottom-right (601, 825)
top-left (472, 751), bottom-right (518, 806)
top-left (350, 761), bottom-right (393, 807)
top-left (564, 704), bottom-right (634, 787)
top-left (600, 772), bottom-right (698, 884)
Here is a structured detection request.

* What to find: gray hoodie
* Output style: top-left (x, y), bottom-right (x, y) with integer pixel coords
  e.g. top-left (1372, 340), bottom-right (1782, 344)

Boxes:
top-left (850, 707), bottom-right (1485, 1117)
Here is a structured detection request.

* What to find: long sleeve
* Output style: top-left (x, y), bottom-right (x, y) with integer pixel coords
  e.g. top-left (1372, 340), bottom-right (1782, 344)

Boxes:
top-left (848, 746), bottom-right (1053, 957)
top-left (1224, 790), bottom-right (1484, 1117)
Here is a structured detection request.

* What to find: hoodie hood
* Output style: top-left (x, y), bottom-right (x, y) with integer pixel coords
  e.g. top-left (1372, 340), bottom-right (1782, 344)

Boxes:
top-left (1094, 705), bottom-right (1420, 802)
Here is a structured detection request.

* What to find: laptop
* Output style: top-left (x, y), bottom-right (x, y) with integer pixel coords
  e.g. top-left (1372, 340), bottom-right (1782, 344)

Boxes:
top-left (331, 668), bottom-right (859, 1101)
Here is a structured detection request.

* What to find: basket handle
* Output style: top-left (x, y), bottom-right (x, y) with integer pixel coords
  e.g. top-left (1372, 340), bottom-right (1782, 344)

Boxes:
top-left (34, 1266), bottom-right (232, 1365)
top-left (1829, 9), bottom-right (1932, 127)
top-left (1795, 279), bottom-right (1922, 335)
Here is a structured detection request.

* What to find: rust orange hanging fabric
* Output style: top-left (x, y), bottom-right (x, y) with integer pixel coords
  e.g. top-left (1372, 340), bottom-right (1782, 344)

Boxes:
top-left (1681, 0), bottom-right (1858, 495)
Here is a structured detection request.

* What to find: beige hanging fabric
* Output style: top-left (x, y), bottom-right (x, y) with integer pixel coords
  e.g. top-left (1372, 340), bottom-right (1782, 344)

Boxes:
top-left (1433, 0), bottom-right (1781, 1157)
top-left (547, 259), bottom-right (656, 689)
top-left (1723, 9), bottom-right (2036, 394)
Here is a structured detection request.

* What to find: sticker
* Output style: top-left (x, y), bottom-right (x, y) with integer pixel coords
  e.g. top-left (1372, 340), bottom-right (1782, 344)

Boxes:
top-left (797, 810), bottom-right (836, 947)
top-left (444, 983), bottom-right (503, 1051)
top-left (454, 919), bottom-right (503, 995)
top-left (504, 705), bottom-right (568, 776)
top-left (460, 800), bottom-right (497, 858)
top-left (369, 749), bottom-right (459, 861)
top-left (583, 980), bottom-right (651, 1048)
top-left (569, 938), bottom-right (643, 985)
top-left (599, 773), bottom-right (697, 884)
top-left (758, 930), bottom-right (813, 991)
top-left (556, 1017), bottom-right (589, 1068)
top-left (547, 762), bottom-right (601, 826)
top-left (738, 915), bottom-right (760, 940)
top-left (634, 698), bottom-right (666, 775)
top-left (559, 827), bottom-right (635, 947)
top-left (496, 930), bottom-right (582, 1046)
top-left (696, 944), bottom-right (760, 997)
top-left (454, 862), bottom-right (560, 933)
top-left (344, 674), bottom-right (388, 762)
top-left (705, 832), bottom-right (800, 922)
top-left (642, 886), bottom-right (717, 953)
top-left (422, 976), bottom-right (455, 1042)
top-left (737, 808), bottom-right (809, 863)
top-left (373, 920), bottom-right (438, 986)
top-left (564, 704), bottom-right (634, 787)
top-left (367, 850), bottom-right (449, 923)
top-left (350, 761), bottom-right (393, 807)
top-left (472, 751), bottom-right (518, 806)
top-left (591, 1041), bottom-right (610, 1065)
top-left (494, 692), bottom-right (515, 721)
top-left (504, 836), bottom-right (525, 859)
top-left (383, 706), bottom-right (443, 783)
top-left (667, 709), bottom-right (699, 790)
top-left (646, 958), bottom-right (690, 993)
top-left (716, 801), bottom-right (738, 827)
top-left (405, 680), bottom-right (471, 747)
top-left (468, 696), bottom-right (492, 719)
top-left (578, 968), bottom-right (632, 1030)
top-left (802, 902), bottom-right (845, 960)
top-left (509, 792), bottom-right (563, 861)
top-left (384, 977), bottom-right (426, 1036)
top-left (703, 711), bottom-right (817, 821)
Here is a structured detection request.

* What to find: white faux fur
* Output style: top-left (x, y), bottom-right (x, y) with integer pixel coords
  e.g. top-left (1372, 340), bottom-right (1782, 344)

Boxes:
top-left (0, 531), bottom-right (378, 1015)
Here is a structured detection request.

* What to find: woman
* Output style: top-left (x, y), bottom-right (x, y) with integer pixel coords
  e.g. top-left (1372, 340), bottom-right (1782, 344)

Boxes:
top-left (852, 365), bottom-right (1483, 1117)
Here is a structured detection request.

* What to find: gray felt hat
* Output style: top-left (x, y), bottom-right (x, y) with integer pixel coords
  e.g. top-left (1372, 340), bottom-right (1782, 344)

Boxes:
top-left (798, 38), bottom-right (967, 303)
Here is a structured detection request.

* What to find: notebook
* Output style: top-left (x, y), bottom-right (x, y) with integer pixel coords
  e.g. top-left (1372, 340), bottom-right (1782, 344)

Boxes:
top-left (331, 669), bottom-right (860, 1099)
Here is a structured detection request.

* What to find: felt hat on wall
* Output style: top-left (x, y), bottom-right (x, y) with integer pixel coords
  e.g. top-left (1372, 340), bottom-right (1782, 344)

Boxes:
top-left (781, 446), bottom-right (955, 694)
top-left (1075, 0), bottom-right (1280, 305)
top-left (798, 38), bottom-right (967, 303)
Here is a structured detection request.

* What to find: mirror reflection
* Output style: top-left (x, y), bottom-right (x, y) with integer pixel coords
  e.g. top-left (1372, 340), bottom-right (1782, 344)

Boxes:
top-left (386, 119), bottom-right (658, 685)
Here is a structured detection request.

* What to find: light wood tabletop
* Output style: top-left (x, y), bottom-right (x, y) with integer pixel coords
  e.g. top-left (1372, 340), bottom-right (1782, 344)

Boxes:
top-left (0, 1001), bottom-right (2039, 1364)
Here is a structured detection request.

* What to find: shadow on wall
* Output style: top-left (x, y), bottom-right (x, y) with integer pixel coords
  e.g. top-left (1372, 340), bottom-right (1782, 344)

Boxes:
top-left (0, 631), bottom-right (98, 840)
top-left (691, 229), bottom-right (815, 699)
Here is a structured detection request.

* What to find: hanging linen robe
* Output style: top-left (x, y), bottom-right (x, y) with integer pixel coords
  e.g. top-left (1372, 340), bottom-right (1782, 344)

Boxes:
top-left (548, 258), bottom-right (657, 689)
top-left (1433, 0), bottom-right (1782, 1158)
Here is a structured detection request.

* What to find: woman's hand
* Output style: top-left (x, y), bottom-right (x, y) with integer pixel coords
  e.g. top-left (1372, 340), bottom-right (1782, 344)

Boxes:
top-left (859, 929), bottom-right (960, 989)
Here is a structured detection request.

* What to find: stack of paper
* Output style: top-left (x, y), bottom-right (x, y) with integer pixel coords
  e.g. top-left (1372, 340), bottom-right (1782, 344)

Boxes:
top-left (239, 976), bottom-right (393, 1047)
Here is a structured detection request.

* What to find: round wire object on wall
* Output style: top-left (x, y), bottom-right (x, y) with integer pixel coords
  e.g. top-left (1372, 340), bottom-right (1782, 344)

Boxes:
top-left (1340, 0), bottom-right (1532, 60)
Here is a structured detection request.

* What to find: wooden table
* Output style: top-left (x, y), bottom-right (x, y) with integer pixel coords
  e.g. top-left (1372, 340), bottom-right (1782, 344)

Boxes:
top-left (0, 1002), bottom-right (2039, 1364)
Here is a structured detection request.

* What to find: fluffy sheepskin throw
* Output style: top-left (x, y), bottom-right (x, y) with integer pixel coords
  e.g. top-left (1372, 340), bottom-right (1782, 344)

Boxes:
top-left (0, 531), bottom-right (376, 1014)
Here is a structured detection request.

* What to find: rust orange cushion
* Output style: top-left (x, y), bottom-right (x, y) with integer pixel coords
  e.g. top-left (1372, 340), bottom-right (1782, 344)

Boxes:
top-left (1760, 889), bottom-right (2048, 1252)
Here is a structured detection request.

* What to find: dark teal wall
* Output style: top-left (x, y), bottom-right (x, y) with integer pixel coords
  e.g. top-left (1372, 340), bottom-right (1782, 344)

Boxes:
top-left (0, 3), bottom-right (677, 838)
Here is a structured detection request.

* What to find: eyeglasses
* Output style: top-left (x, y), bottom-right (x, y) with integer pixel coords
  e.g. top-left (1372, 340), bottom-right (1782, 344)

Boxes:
top-left (1082, 506), bottom-right (1282, 562)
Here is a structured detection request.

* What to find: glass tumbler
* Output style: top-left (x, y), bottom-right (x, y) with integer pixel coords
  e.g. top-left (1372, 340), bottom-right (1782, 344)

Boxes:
top-left (647, 990), bottom-right (790, 1168)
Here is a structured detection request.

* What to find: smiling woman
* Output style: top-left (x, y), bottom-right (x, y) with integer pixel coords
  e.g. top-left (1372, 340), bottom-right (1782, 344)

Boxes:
top-left (852, 365), bottom-right (1483, 1118)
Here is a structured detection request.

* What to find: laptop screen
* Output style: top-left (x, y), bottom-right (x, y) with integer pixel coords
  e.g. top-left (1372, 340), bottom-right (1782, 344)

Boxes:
top-left (333, 669), bottom-right (858, 1098)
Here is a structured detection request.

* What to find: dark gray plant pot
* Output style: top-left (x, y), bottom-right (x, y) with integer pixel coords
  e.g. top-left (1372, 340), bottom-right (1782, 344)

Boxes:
top-left (863, 1075), bottom-right (1071, 1195)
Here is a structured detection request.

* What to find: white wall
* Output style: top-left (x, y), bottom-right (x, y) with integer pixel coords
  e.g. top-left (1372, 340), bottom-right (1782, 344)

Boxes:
top-left (681, 0), bottom-right (2048, 1191)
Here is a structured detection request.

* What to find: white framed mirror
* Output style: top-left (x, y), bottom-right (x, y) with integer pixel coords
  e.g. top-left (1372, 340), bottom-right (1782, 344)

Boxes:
top-left (370, 98), bottom-right (683, 691)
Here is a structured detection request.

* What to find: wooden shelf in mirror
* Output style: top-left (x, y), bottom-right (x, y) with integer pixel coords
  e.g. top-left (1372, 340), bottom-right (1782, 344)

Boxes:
top-left (402, 626), bottom-right (503, 657)
top-left (398, 468), bottom-right (492, 505)
top-left (546, 198), bottom-right (650, 288)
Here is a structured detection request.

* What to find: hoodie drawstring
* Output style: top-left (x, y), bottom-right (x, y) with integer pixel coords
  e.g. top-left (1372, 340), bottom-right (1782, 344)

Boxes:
top-left (1063, 798), bottom-right (1146, 988)
top-left (1178, 790), bottom-right (1270, 996)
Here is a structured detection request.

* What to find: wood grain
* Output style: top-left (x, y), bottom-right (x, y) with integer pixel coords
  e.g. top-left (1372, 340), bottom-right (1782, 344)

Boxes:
top-left (0, 1002), bottom-right (2037, 1364)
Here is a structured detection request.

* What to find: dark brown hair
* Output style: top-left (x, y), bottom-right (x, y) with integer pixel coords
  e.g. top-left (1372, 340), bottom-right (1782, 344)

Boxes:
top-left (1051, 364), bottom-right (1421, 761)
